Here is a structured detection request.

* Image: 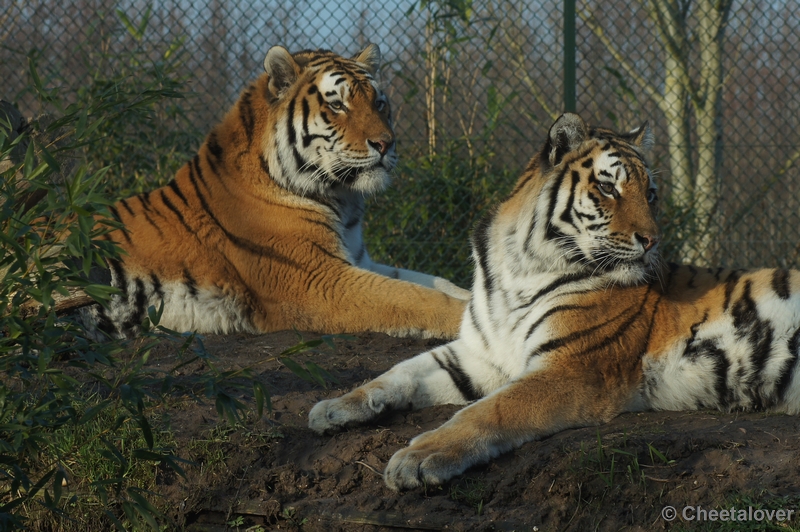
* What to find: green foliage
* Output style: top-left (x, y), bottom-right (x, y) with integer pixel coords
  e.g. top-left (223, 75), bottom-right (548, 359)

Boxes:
top-left (0, 93), bottom-right (167, 528)
top-left (366, 0), bottom-right (515, 286)
top-left (0, 111), bottom-right (271, 529)
top-left (365, 142), bottom-right (514, 286)
top-left (0, 19), bottom-right (259, 530)
top-left (412, 0), bottom-right (474, 23)
top-left (409, 0), bottom-right (476, 42)
top-left (277, 333), bottom-right (343, 389)
top-left (657, 185), bottom-right (708, 264)
top-left (21, 5), bottom-right (201, 198)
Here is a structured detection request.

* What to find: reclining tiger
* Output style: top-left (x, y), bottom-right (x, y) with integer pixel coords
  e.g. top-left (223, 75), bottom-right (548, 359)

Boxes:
top-left (82, 44), bottom-right (469, 340)
top-left (309, 112), bottom-right (800, 490)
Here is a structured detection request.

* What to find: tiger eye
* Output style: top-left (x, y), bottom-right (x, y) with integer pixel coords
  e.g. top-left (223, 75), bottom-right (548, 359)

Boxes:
top-left (598, 182), bottom-right (616, 197)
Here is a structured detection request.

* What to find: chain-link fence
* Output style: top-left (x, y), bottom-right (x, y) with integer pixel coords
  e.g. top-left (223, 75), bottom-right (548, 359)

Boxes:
top-left (3, 0), bottom-right (800, 286)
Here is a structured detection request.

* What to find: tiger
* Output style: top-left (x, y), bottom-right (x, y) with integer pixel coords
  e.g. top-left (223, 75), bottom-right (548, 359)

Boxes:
top-left (82, 44), bottom-right (470, 341)
top-left (309, 112), bottom-right (800, 491)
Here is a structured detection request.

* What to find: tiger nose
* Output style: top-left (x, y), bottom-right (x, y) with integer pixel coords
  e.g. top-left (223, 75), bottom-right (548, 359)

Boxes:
top-left (635, 233), bottom-right (659, 251)
top-left (368, 133), bottom-right (394, 156)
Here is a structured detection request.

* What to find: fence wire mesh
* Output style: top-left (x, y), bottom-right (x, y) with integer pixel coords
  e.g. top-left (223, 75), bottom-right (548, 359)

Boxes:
top-left (2, 0), bottom-right (799, 286)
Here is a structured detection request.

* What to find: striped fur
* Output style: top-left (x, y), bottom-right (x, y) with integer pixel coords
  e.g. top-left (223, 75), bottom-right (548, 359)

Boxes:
top-left (82, 44), bottom-right (469, 340)
top-left (309, 113), bottom-right (800, 490)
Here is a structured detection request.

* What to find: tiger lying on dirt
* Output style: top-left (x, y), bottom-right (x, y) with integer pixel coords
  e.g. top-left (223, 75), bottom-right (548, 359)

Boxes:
top-left (310, 112), bottom-right (800, 490)
top-left (82, 44), bottom-right (469, 340)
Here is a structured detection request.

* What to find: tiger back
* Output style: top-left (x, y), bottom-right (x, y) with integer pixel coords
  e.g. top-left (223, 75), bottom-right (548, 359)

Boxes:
top-left (83, 44), bottom-right (469, 340)
top-left (309, 113), bottom-right (800, 491)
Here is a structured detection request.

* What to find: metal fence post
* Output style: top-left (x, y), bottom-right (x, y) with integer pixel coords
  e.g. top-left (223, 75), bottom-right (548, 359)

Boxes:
top-left (563, 0), bottom-right (576, 113)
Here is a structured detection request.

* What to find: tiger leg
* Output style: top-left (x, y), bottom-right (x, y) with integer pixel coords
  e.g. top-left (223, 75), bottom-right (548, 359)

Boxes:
top-left (366, 260), bottom-right (471, 301)
top-left (383, 364), bottom-right (637, 490)
top-left (264, 262), bottom-right (468, 339)
top-left (309, 340), bottom-right (493, 433)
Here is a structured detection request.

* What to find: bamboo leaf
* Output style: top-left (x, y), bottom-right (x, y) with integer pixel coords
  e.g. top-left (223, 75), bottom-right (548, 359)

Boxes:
top-left (78, 399), bottom-right (113, 424)
top-left (279, 356), bottom-right (313, 383)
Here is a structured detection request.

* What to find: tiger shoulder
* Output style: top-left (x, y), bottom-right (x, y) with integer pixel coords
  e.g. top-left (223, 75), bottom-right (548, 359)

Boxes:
top-left (83, 44), bottom-right (469, 340)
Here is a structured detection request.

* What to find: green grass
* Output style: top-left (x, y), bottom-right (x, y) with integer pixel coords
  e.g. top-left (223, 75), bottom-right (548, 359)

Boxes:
top-left (573, 430), bottom-right (675, 490)
top-left (448, 477), bottom-right (489, 515)
top-left (19, 399), bottom-right (178, 532)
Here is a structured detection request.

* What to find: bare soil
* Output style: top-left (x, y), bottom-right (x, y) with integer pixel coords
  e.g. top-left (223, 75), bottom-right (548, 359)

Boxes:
top-left (149, 331), bottom-right (800, 531)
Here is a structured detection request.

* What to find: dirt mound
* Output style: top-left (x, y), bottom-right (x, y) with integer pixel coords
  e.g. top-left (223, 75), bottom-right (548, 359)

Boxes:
top-left (153, 331), bottom-right (800, 531)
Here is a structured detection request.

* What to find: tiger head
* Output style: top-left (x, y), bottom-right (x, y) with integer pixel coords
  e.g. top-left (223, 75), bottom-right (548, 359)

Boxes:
top-left (263, 44), bottom-right (397, 197)
top-left (534, 113), bottom-right (660, 284)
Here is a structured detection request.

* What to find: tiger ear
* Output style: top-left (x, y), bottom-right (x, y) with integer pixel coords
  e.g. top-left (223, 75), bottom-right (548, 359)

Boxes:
top-left (629, 121), bottom-right (654, 152)
top-left (545, 113), bottom-right (588, 167)
top-left (264, 46), bottom-right (301, 98)
top-left (353, 43), bottom-right (381, 76)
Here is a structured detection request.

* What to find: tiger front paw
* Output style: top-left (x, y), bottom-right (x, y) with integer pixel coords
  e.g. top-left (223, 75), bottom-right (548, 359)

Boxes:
top-left (308, 387), bottom-right (390, 434)
top-left (384, 435), bottom-right (468, 491)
